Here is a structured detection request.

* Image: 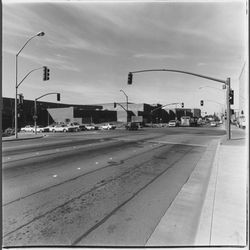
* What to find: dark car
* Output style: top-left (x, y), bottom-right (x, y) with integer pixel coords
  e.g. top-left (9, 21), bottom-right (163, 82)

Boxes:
top-left (125, 122), bottom-right (139, 130)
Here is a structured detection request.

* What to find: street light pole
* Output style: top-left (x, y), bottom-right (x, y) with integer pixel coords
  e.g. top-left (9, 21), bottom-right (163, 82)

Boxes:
top-left (120, 89), bottom-right (128, 123)
top-left (15, 31), bottom-right (45, 139)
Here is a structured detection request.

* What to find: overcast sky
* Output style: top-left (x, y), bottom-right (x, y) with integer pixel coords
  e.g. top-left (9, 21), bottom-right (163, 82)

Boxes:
top-left (2, 0), bottom-right (247, 114)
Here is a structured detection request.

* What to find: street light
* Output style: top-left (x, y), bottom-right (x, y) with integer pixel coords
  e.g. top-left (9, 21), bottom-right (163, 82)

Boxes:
top-left (120, 89), bottom-right (128, 123)
top-left (15, 31), bottom-right (45, 138)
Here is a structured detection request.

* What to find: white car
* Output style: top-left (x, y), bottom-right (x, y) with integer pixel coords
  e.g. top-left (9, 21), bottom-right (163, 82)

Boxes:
top-left (47, 124), bottom-right (56, 132)
top-left (85, 124), bottom-right (98, 130)
top-left (20, 125), bottom-right (34, 132)
top-left (34, 126), bottom-right (50, 133)
top-left (51, 124), bottom-right (75, 132)
top-left (168, 120), bottom-right (178, 127)
top-left (210, 121), bottom-right (217, 127)
top-left (101, 123), bottom-right (116, 130)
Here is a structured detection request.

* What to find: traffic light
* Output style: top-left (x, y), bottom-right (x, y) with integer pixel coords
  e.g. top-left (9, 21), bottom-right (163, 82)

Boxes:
top-left (229, 89), bottom-right (234, 104)
top-left (200, 100), bottom-right (204, 106)
top-left (114, 102), bottom-right (116, 108)
top-left (57, 93), bottom-right (60, 101)
top-left (127, 72), bottom-right (133, 85)
top-left (181, 102), bottom-right (184, 108)
top-left (43, 66), bottom-right (50, 81)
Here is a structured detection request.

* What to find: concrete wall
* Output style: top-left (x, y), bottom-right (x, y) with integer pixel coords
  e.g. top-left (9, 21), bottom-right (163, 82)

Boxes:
top-left (48, 107), bottom-right (74, 123)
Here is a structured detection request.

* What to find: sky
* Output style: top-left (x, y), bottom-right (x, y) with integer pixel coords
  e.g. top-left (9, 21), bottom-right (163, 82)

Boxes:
top-left (2, 0), bottom-right (248, 115)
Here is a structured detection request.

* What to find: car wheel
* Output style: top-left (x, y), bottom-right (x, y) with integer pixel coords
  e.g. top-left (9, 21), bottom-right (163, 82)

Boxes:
top-left (63, 129), bottom-right (67, 132)
top-left (52, 129), bottom-right (56, 133)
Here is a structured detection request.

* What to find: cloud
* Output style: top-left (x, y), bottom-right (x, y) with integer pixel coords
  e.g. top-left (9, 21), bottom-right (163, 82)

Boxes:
top-left (197, 62), bottom-right (207, 66)
top-left (133, 53), bottom-right (185, 60)
top-left (47, 34), bottom-right (117, 56)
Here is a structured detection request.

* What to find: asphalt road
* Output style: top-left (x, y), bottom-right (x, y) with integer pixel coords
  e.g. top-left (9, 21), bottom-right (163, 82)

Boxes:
top-left (2, 126), bottom-right (226, 246)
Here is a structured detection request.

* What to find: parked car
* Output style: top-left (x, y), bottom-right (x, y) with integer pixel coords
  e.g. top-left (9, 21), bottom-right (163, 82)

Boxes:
top-left (51, 124), bottom-right (75, 132)
top-left (101, 123), bottom-right (116, 130)
top-left (85, 124), bottom-right (98, 130)
top-left (168, 120), bottom-right (179, 127)
top-left (20, 125), bottom-right (34, 132)
top-left (47, 124), bottom-right (56, 132)
top-left (78, 124), bottom-right (87, 131)
top-left (67, 122), bottom-right (81, 132)
top-left (34, 126), bottom-right (50, 133)
top-left (3, 127), bottom-right (15, 136)
top-left (125, 122), bottom-right (139, 130)
top-left (210, 121), bottom-right (217, 127)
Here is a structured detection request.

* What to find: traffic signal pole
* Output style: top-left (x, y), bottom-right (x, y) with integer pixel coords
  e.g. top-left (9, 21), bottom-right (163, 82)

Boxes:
top-left (128, 69), bottom-right (231, 140)
top-left (34, 92), bottom-right (60, 134)
top-left (226, 77), bottom-right (231, 140)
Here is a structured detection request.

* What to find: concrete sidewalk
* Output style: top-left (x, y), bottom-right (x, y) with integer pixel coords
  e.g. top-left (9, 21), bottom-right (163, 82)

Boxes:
top-left (146, 125), bottom-right (248, 247)
top-left (2, 133), bottom-right (45, 142)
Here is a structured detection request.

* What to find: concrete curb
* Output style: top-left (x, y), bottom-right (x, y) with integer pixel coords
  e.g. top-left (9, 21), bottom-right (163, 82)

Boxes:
top-left (194, 140), bottom-right (221, 245)
top-left (146, 139), bottom-right (220, 246)
top-left (195, 132), bottom-right (247, 246)
top-left (2, 135), bottom-right (45, 142)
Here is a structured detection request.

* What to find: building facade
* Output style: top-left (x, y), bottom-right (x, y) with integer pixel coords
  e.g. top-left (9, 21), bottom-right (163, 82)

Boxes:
top-left (2, 97), bottom-right (202, 130)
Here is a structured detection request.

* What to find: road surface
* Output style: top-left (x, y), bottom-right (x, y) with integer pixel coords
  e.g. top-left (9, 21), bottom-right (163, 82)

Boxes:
top-left (2, 126), bottom-right (225, 246)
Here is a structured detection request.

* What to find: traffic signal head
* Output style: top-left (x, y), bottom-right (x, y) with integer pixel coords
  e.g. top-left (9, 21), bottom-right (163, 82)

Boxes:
top-left (114, 102), bottom-right (116, 108)
top-left (127, 72), bottom-right (133, 85)
top-left (229, 89), bottom-right (234, 104)
top-left (200, 100), bottom-right (204, 106)
top-left (181, 102), bottom-right (184, 108)
top-left (43, 66), bottom-right (50, 81)
top-left (57, 93), bottom-right (60, 101)
top-left (19, 94), bottom-right (24, 104)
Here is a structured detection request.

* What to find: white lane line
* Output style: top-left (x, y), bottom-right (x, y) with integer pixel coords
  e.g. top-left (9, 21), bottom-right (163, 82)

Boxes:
top-left (53, 174), bottom-right (57, 178)
top-left (77, 167), bottom-right (81, 170)
top-left (96, 162), bottom-right (99, 164)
